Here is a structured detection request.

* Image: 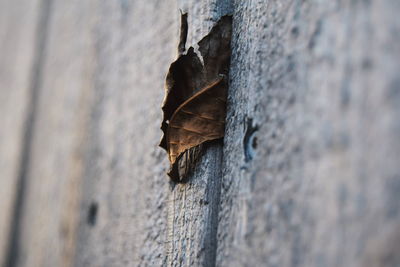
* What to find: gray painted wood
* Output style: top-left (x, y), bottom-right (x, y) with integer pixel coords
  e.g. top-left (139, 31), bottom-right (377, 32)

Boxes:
top-left (1, 0), bottom-right (399, 267)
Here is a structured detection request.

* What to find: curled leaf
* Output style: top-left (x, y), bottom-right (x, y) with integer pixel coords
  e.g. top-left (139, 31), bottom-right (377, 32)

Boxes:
top-left (160, 14), bottom-right (232, 182)
top-left (167, 78), bottom-right (227, 163)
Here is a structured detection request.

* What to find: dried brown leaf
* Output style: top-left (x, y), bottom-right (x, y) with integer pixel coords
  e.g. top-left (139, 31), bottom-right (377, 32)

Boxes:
top-left (167, 78), bottom-right (227, 163)
top-left (160, 14), bottom-right (232, 182)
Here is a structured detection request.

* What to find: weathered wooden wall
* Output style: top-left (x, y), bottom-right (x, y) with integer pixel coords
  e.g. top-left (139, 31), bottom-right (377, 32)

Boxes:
top-left (1, 0), bottom-right (399, 267)
top-left (218, 1), bottom-right (400, 266)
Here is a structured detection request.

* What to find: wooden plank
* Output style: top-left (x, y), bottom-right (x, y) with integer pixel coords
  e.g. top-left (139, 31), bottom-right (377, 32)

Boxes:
top-left (8, 0), bottom-right (97, 266)
top-left (72, 1), bottom-right (179, 266)
top-left (217, 0), bottom-right (400, 266)
top-left (0, 0), bottom-right (42, 264)
top-left (73, 1), bottom-right (233, 266)
top-left (164, 2), bottom-right (233, 266)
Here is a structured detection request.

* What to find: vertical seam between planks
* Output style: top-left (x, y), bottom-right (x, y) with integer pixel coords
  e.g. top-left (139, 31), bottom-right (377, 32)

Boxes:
top-left (205, 1), bottom-right (234, 266)
top-left (3, 0), bottom-right (53, 266)
top-left (166, 187), bottom-right (176, 266)
top-left (178, 186), bottom-right (187, 265)
top-left (186, 187), bottom-right (195, 267)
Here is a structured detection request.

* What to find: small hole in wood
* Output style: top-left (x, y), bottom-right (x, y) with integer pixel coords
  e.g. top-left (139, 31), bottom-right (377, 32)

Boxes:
top-left (244, 118), bottom-right (259, 162)
top-left (291, 26), bottom-right (299, 38)
top-left (252, 136), bottom-right (258, 149)
top-left (87, 202), bottom-right (98, 226)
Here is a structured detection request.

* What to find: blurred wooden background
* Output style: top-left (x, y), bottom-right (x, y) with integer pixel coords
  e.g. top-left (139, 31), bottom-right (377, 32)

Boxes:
top-left (1, 0), bottom-right (400, 266)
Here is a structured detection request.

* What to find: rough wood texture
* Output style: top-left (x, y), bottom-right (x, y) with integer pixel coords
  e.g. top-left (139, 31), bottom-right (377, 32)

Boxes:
top-left (1, 0), bottom-right (399, 267)
top-left (217, 1), bottom-right (400, 267)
